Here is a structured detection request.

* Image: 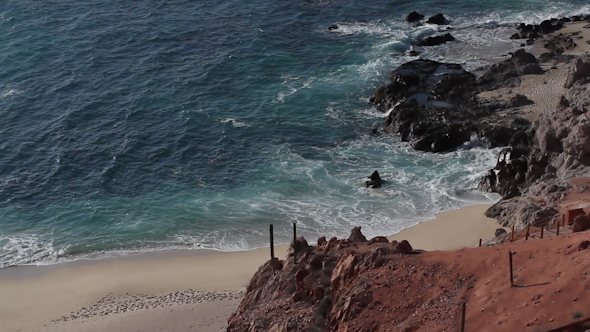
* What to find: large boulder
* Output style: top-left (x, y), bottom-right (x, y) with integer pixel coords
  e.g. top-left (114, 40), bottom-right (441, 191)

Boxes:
top-left (396, 240), bottom-right (413, 254)
top-left (573, 214), bottom-right (590, 232)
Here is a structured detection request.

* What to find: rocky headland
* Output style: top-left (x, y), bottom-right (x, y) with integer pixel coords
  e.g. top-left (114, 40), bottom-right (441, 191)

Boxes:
top-left (227, 227), bottom-right (590, 332)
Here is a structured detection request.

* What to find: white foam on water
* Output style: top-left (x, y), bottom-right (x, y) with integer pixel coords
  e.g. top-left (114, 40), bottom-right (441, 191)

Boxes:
top-left (275, 75), bottom-right (316, 103)
top-left (0, 89), bottom-right (24, 100)
top-left (0, 234), bottom-right (60, 268)
top-left (219, 118), bottom-right (251, 127)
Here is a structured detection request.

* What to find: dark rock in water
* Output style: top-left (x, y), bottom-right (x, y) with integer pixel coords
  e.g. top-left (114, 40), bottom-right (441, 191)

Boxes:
top-left (327, 24), bottom-right (339, 31)
top-left (348, 226), bottom-right (368, 243)
top-left (510, 33), bottom-right (522, 40)
top-left (406, 11), bottom-right (424, 22)
top-left (417, 33), bottom-right (455, 46)
top-left (407, 50), bottom-right (420, 56)
top-left (426, 13), bottom-right (446, 25)
top-left (365, 171), bottom-right (382, 188)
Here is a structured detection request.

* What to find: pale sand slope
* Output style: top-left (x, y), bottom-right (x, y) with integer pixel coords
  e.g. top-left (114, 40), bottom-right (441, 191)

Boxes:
top-left (0, 204), bottom-right (499, 332)
top-left (478, 22), bottom-right (590, 123)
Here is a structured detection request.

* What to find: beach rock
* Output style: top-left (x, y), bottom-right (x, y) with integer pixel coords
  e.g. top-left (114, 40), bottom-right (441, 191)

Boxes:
top-left (578, 240), bottom-right (590, 251)
top-left (495, 228), bottom-right (508, 237)
top-left (564, 58), bottom-right (590, 88)
top-left (539, 19), bottom-right (563, 34)
top-left (511, 33), bottom-right (522, 40)
top-left (417, 33), bottom-right (455, 46)
top-left (396, 240), bottom-right (413, 254)
top-left (572, 214), bottom-right (590, 232)
top-left (290, 236), bottom-right (311, 257)
top-left (558, 95), bottom-right (570, 108)
top-left (426, 13), bottom-right (446, 25)
top-left (509, 94), bottom-right (534, 107)
top-left (369, 236), bottom-right (389, 245)
top-left (349, 226), bottom-right (368, 243)
top-left (406, 11), bottom-right (424, 22)
top-left (543, 34), bottom-right (576, 58)
top-left (478, 49), bottom-right (543, 91)
top-left (317, 236), bottom-right (327, 248)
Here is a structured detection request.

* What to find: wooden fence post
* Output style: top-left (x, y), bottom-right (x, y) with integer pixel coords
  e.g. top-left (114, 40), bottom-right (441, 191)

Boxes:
top-left (525, 224), bottom-right (530, 240)
top-left (461, 301), bottom-right (466, 332)
top-left (557, 220), bottom-right (560, 236)
top-left (479, 238), bottom-right (482, 247)
top-left (293, 223), bottom-right (297, 262)
top-left (509, 251), bottom-right (514, 287)
top-left (270, 224), bottom-right (275, 269)
top-left (541, 225), bottom-right (544, 239)
top-left (511, 225), bottom-right (515, 241)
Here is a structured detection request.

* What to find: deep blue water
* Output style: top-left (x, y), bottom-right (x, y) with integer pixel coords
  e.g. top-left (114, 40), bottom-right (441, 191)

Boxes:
top-left (0, 0), bottom-right (589, 267)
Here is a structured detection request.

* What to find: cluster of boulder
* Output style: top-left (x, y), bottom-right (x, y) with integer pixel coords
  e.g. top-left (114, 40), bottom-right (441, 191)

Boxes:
top-left (480, 55), bottom-right (590, 228)
top-left (370, 49), bottom-right (541, 152)
top-left (328, 12), bottom-right (456, 49)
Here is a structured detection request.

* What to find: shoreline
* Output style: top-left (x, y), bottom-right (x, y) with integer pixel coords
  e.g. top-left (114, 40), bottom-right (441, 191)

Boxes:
top-left (0, 203), bottom-right (500, 332)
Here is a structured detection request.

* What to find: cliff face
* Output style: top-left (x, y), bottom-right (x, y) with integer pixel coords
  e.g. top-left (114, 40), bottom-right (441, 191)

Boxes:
top-left (480, 55), bottom-right (590, 228)
top-left (226, 231), bottom-right (468, 332)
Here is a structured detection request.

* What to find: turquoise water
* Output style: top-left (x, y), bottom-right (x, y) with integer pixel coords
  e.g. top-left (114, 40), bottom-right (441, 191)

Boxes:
top-left (0, 0), bottom-right (588, 267)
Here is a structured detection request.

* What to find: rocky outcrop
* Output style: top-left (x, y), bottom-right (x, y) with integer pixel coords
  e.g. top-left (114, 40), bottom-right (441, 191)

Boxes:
top-left (371, 51), bottom-right (536, 152)
top-left (481, 55), bottom-right (590, 228)
top-left (573, 214), bottom-right (590, 232)
top-left (227, 228), bottom-right (470, 332)
top-left (478, 49), bottom-right (544, 91)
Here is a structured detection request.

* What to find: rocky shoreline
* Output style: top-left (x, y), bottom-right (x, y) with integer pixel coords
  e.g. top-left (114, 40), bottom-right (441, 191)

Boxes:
top-left (371, 16), bottom-right (590, 232)
top-left (226, 15), bottom-right (590, 332)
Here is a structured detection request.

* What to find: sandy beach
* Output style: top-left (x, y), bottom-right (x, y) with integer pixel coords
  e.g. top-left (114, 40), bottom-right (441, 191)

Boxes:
top-left (0, 203), bottom-right (500, 332)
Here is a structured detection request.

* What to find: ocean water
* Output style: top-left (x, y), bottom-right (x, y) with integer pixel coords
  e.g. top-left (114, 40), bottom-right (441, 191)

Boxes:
top-left (0, 0), bottom-right (588, 268)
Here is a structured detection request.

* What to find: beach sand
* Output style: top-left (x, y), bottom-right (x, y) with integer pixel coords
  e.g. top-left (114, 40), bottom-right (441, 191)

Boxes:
top-left (0, 203), bottom-right (500, 332)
